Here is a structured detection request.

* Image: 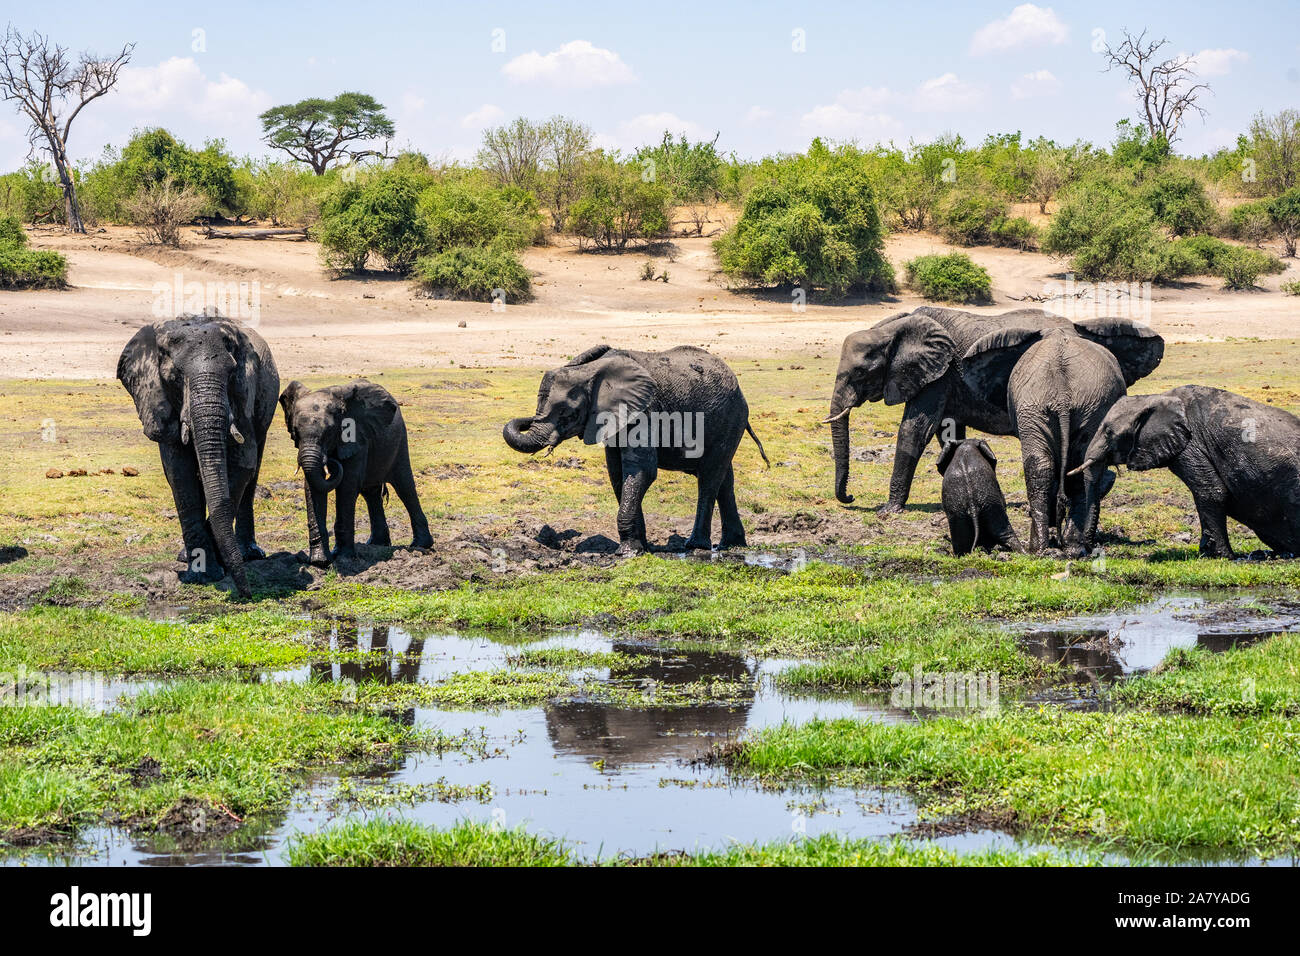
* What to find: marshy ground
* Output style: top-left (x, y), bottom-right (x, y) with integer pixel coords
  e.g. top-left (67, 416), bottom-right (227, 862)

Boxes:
top-left (3, 322), bottom-right (1300, 864)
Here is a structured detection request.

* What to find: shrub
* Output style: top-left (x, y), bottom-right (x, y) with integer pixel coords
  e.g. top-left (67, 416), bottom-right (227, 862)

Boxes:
top-left (0, 213), bottom-right (26, 246)
top-left (904, 253), bottom-right (992, 304)
top-left (125, 175), bottom-right (207, 246)
top-left (1215, 246), bottom-right (1284, 290)
top-left (317, 172), bottom-right (429, 274)
top-left (1166, 235), bottom-right (1235, 275)
top-left (1281, 279), bottom-right (1300, 296)
top-left (1139, 169), bottom-right (1215, 236)
top-left (715, 140), bottom-right (895, 297)
top-left (412, 245), bottom-right (530, 302)
top-left (567, 155), bottom-right (670, 252)
top-left (991, 215), bottom-right (1038, 251)
top-left (1268, 187), bottom-right (1300, 257)
top-left (1043, 183), bottom-right (1170, 281)
top-left (936, 192), bottom-right (1007, 245)
top-left (417, 179), bottom-right (542, 253)
top-left (0, 242), bottom-right (67, 289)
top-left (1225, 200), bottom-right (1276, 246)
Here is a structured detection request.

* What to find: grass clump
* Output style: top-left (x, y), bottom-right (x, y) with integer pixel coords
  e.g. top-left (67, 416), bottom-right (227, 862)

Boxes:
top-left (904, 253), bottom-right (992, 304)
top-left (1113, 633), bottom-right (1300, 716)
top-left (286, 818), bottom-right (575, 866)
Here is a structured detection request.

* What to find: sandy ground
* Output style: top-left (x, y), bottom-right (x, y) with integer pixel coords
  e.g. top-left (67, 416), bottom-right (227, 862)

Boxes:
top-left (2, 220), bottom-right (1298, 379)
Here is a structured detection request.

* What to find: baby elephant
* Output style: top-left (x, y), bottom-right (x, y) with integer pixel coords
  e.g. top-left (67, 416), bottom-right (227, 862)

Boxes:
top-left (937, 439), bottom-right (1023, 556)
top-left (280, 379), bottom-right (433, 565)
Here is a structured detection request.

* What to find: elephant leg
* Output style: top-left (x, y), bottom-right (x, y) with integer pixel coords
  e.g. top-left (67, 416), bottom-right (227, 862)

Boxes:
top-left (333, 481), bottom-right (360, 561)
top-left (159, 443), bottom-right (223, 582)
top-left (389, 452), bottom-right (433, 549)
top-left (615, 455), bottom-right (656, 554)
top-left (235, 442), bottom-right (267, 561)
top-left (605, 446), bottom-right (623, 501)
top-left (716, 465), bottom-right (746, 549)
top-left (883, 383), bottom-right (948, 515)
top-left (1022, 452), bottom-right (1057, 554)
top-left (362, 486), bottom-right (391, 546)
top-left (948, 514), bottom-right (975, 557)
top-left (305, 483), bottom-right (331, 567)
top-left (686, 462), bottom-right (728, 551)
top-left (1192, 495), bottom-right (1234, 558)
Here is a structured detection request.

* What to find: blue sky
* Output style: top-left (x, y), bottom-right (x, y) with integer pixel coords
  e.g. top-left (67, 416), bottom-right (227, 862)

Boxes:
top-left (3, 1), bottom-right (1297, 170)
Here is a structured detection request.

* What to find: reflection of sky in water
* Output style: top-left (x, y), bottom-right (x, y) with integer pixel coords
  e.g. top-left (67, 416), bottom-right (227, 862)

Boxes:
top-left (8, 600), bottom-right (1298, 867)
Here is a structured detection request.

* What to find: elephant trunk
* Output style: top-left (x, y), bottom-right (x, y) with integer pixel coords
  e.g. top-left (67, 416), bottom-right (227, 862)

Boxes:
top-left (298, 444), bottom-right (343, 493)
top-left (503, 417), bottom-right (555, 454)
top-left (827, 378), bottom-right (859, 504)
top-left (189, 376), bottom-right (248, 598)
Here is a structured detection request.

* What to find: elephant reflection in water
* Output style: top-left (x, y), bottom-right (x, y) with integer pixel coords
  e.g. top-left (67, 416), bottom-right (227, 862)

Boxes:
top-left (544, 643), bottom-right (756, 766)
top-left (1021, 629), bottom-right (1125, 690)
top-left (310, 625), bottom-right (427, 686)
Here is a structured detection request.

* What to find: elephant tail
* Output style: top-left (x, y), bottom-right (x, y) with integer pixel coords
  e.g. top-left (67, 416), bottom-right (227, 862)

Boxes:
top-left (1056, 407), bottom-right (1071, 517)
top-left (746, 422), bottom-right (771, 469)
top-left (968, 505), bottom-right (982, 551)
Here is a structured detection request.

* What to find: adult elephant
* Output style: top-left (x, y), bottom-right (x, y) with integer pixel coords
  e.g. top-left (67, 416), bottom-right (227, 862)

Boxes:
top-left (824, 307), bottom-right (1163, 512)
top-left (118, 315), bottom-right (279, 598)
top-left (1071, 385), bottom-right (1300, 558)
top-left (502, 344), bottom-right (768, 554)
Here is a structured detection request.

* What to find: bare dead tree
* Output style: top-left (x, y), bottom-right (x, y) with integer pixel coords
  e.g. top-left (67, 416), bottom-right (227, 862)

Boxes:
top-left (0, 27), bottom-right (133, 232)
top-left (1102, 29), bottom-right (1209, 145)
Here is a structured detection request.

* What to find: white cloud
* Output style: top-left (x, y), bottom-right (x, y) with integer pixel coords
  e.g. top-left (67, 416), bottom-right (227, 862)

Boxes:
top-left (970, 4), bottom-right (1068, 55)
top-left (501, 39), bottom-right (635, 89)
top-left (912, 73), bottom-right (983, 112)
top-left (401, 92), bottom-right (427, 115)
top-left (597, 112), bottom-right (707, 151)
top-left (460, 103), bottom-right (505, 129)
top-left (1186, 48), bottom-right (1249, 76)
top-left (745, 105), bottom-right (774, 124)
top-left (798, 103), bottom-right (901, 141)
top-left (835, 86), bottom-right (896, 111)
top-left (1010, 69), bottom-right (1061, 99)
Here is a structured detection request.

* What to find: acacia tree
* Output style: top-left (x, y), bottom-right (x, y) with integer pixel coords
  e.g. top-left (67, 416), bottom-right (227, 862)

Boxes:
top-left (259, 92), bottom-right (394, 175)
top-left (0, 27), bottom-right (133, 233)
top-left (1102, 29), bottom-right (1209, 145)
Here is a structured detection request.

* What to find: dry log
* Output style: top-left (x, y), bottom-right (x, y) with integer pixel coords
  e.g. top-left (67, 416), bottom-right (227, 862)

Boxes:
top-left (202, 226), bottom-right (308, 240)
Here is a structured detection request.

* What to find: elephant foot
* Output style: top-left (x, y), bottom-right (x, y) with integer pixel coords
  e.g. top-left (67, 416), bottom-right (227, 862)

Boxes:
top-left (718, 533), bottom-right (746, 550)
top-left (410, 530), bottom-right (433, 550)
top-left (684, 535), bottom-right (713, 551)
top-left (179, 564), bottom-right (227, 585)
top-left (1062, 543), bottom-right (1090, 559)
top-left (241, 541), bottom-right (267, 561)
top-left (306, 547), bottom-right (331, 568)
top-left (366, 533), bottom-right (393, 547)
top-left (876, 501), bottom-right (904, 517)
top-left (616, 540), bottom-right (647, 557)
top-left (332, 545), bottom-right (359, 563)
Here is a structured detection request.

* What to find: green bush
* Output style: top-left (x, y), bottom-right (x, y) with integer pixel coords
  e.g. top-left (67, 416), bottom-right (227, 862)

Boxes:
top-left (1167, 235), bottom-right (1235, 275)
top-left (904, 253), bottom-right (991, 304)
top-left (1215, 246), bottom-right (1284, 290)
top-left (1268, 187), bottom-right (1300, 257)
top-left (1225, 200), bottom-right (1276, 246)
top-left (317, 172), bottom-right (429, 274)
top-left (0, 242), bottom-right (68, 289)
top-left (715, 140), bottom-right (895, 297)
top-left (417, 179), bottom-right (542, 253)
top-left (1139, 169), bottom-right (1215, 236)
top-left (991, 215), bottom-right (1038, 251)
top-left (936, 192), bottom-right (1007, 246)
top-left (412, 245), bottom-right (531, 302)
top-left (0, 214), bottom-right (26, 246)
top-left (1043, 183), bottom-right (1172, 281)
top-left (1281, 279), bottom-right (1300, 296)
top-left (567, 155), bottom-right (670, 252)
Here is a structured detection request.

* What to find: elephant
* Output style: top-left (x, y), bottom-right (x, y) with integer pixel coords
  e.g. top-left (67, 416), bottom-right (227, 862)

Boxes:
top-left (1070, 385), bottom-right (1300, 558)
top-left (961, 324), bottom-right (1157, 554)
top-left (279, 379), bottom-right (433, 565)
top-left (117, 314), bottom-right (279, 597)
top-left (502, 344), bottom-right (769, 554)
top-left (936, 438), bottom-right (1022, 556)
top-left (824, 307), bottom-right (1165, 513)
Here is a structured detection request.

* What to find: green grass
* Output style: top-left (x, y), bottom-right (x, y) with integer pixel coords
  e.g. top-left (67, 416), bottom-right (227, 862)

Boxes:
top-left (0, 680), bottom-right (417, 844)
top-left (285, 818), bottom-right (1094, 866)
top-left (726, 709), bottom-right (1300, 857)
top-left (1113, 633), bottom-right (1300, 716)
top-left (0, 606), bottom-right (315, 673)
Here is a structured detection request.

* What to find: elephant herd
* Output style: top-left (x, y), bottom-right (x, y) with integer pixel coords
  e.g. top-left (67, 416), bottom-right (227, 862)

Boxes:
top-left (117, 309), bottom-right (1300, 598)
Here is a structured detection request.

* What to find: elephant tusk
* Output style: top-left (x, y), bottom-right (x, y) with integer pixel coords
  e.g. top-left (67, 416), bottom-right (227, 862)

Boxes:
top-left (229, 422), bottom-right (245, 444)
top-left (181, 421), bottom-right (191, 445)
top-left (822, 407), bottom-right (852, 424)
top-left (1067, 458), bottom-right (1096, 477)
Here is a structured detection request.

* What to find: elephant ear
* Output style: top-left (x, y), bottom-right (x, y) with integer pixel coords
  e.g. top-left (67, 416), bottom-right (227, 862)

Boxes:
top-left (975, 439), bottom-right (997, 468)
top-left (1129, 395), bottom-right (1191, 471)
top-left (961, 327), bottom-right (1044, 409)
top-left (936, 440), bottom-right (958, 476)
top-left (582, 352), bottom-right (657, 447)
top-left (117, 323), bottom-right (178, 444)
top-left (566, 344), bottom-right (614, 367)
top-left (1072, 318), bottom-right (1165, 386)
top-left (883, 315), bottom-right (955, 406)
top-left (338, 379), bottom-right (399, 459)
top-left (279, 381), bottom-right (309, 440)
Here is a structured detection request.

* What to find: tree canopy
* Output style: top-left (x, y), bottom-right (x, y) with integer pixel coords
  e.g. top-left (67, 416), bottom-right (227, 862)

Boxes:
top-left (259, 92), bottom-right (394, 175)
